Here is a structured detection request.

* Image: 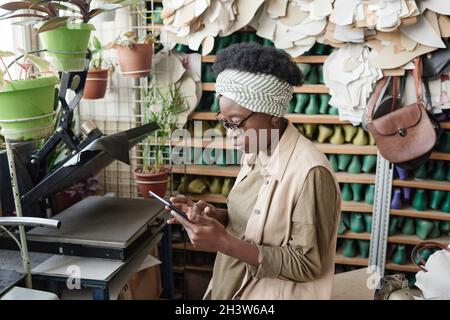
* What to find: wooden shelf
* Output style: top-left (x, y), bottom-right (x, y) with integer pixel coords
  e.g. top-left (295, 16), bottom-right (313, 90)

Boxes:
top-left (335, 250), bottom-right (368, 266)
top-left (202, 83), bottom-right (329, 94)
top-left (385, 262), bottom-right (419, 273)
top-left (392, 178), bottom-right (450, 191)
top-left (441, 121), bottom-right (450, 129)
top-left (390, 207), bottom-right (450, 221)
top-left (190, 112), bottom-right (217, 121)
top-left (335, 172), bottom-right (375, 184)
top-left (171, 136), bottom-right (378, 155)
top-left (171, 164), bottom-right (239, 177)
top-left (287, 114), bottom-right (348, 124)
top-left (315, 143), bottom-right (377, 155)
top-left (181, 193), bottom-right (228, 204)
top-left (430, 151), bottom-right (450, 161)
top-left (191, 112), bottom-right (343, 124)
top-left (172, 164), bottom-right (374, 184)
top-left (387, 234), bottom-right (450, 246)
top-left (338, 231), bottom-right (450, 246)
top-left (190, 112), bottom-right (349, 125)
top-left (202, 55), bottom-right (328, 64)
top-left (338, 231), bottom-right (371, 241)
top-left (172, 242), bottom-right (216, 253)
top-left (341, 201), bottom-right (373, 213)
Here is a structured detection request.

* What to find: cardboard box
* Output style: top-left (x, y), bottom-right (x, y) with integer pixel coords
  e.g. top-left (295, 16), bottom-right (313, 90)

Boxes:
top-left (332, 267), bottom-right (375, 300)
top-left (118, 248), bottom-right (162, 300)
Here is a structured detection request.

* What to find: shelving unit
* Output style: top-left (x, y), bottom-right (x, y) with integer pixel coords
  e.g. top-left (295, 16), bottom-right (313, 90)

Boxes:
top-left (163, 16), bottom-right (450, 295)
top-left (338, 231), bottom-right (450, 247)
top-left (390, 207), bottom-right (450, 221)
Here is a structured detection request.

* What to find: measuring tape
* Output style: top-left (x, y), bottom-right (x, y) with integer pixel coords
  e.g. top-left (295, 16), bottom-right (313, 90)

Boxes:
top-left (368, 151), bottom-right (394, 280)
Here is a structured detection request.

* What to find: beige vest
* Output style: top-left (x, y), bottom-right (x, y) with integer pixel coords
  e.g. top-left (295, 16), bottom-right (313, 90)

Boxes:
top-left (231, 121), bottom-right (342, 300)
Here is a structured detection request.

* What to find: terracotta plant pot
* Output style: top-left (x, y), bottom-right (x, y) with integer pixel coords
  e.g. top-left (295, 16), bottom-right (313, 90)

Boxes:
top-left (117, 43), bottom-right (153, 78)
top-left (83, 69), bottom-right (108, 100)
top-left (134, 168), bottom-right (169, 198)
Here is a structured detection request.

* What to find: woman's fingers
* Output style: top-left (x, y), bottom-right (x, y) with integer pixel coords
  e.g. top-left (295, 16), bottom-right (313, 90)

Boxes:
top-left (192, 200), bottom-right (212, 216)
top-left (164, 202), bottom-right (186, 212)
top-left (189, 212), bottom-right (214, 226)
top-left (171, 210), bottom-right (197, 230)
top-left (170, 196), bottom-right (194, 206)
top-left (166, 217), bottom-right (179, 225)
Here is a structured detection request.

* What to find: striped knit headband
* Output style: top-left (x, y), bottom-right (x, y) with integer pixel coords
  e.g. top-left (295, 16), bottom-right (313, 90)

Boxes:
top-left (215, 69), bottom-right (294, 118)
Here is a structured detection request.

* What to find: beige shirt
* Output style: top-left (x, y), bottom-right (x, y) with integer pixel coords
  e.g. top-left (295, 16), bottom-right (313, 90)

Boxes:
top-left (208, 121), bottom-right (341, 300)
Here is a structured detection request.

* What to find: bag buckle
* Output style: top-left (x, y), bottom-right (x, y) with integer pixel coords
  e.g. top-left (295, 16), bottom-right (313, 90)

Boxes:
top-left (398, 128), bottom-right (407, 136)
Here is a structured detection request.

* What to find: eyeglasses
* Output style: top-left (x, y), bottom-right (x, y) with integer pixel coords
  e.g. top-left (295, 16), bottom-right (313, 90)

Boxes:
top-left (215, 111), bottom-right (255, 131)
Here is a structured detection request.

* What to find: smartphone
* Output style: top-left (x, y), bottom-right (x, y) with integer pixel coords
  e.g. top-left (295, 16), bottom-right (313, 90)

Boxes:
top-left (148, 191), bottom-right (189, 221)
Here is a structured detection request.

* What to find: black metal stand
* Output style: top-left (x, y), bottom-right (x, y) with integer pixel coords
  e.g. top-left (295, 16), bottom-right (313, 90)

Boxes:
top-left (27, 50), bottom-right (103, 186)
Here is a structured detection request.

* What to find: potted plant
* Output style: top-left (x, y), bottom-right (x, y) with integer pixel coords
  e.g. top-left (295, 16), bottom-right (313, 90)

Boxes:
top-left (55, 175), bottom-right (99, 212)
top-left (110, 31), bottom-right (155, 78)
top-left (83, 36), bottom-right (114, 100)
top-left (135, 84), bottom-right (189, 198)
top-left (0, 50), bottom-right (59, 141)
top-left (0, 0), bottom-right (138, 71)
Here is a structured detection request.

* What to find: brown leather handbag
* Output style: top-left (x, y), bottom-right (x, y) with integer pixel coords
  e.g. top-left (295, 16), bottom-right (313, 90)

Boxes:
top-left (366, 58), bottom-right (439, 169)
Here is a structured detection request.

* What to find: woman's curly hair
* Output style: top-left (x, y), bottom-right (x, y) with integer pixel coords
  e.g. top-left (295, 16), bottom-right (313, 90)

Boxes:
top-left (212, 42), bottom-right (303, 86)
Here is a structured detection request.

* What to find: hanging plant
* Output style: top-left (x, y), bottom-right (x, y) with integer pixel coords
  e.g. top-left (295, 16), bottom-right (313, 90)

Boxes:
top-left (134, 84), bottom-right (189, 198)
top-left (0, 49), bottom-right (59, 141)
top-left (109, 31), bottom-right (156, 78)
top-left (0, 0), bottom-right (140, 71)
top-left (83, 35), bottom-right (114, 100)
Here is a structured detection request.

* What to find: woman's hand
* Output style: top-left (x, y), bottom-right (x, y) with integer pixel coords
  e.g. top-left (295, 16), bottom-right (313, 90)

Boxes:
top-left (170, 210), bottom-right (231, 253)
top-left (165, 197), bottom-right (225, 225)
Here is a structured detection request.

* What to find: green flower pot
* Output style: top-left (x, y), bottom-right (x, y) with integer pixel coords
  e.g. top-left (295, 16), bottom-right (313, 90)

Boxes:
top-left (357, 240), bottom-right (370, 258)
top-left (39, 23), bottom-right (95, 71)
top-left (350, 213), bottom-right (365, 233)
top-left (304, 94), bottom-right (319, 114)
top-left (363, 214), bottom-right (372, 233)
top-left (348, 155), bottom-right (362, 174)
top-left (342, 239), bottom-right (357, 258)
top-left (341, 183), bottom-right (353, 201)
top-left (319, 94), bottom-right (330, 114)
top-left (338, 218), bottom-right (347, 235)
top-left (392, 245), bottom-right (407, 265)
top-left (351, 183), bottom-right (364, 201)
top-left (431, 161), bottom-right (446, 181)
top-left (430, 190), bottom-right (446, 210)
top-left (429, 221), bottom-right (441, 239)
top-left (202, 64), bottom-right (216, 82)
top-left (388, 216), bottom-right (400, 236)
top-left (441, 192), bottom-right (450, 213)
top-left (297, 63), bottom-right (311, 79)
top-left (414, 163), bottom-right (427, 180)
top-left (328, 154), bottom-right (339, 172)
top-left (401, 218), bottom-right (415, 235)
top-left (294, 93), bottom-right (309, 114)
top-left (0, 76), bottom-right (59, 141)
top-left (416, 219), bottom-right (434, 240)
top-left (412, 189), bottom-right (428, 211)
top-left (365, 184), bottom-right (375, 205)
top-left (337, 154), bottom-right (352, 171)
top-left (328, 106), bottom-right (339, 115)
top-left (362, 155), bottom-right (377, 173)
